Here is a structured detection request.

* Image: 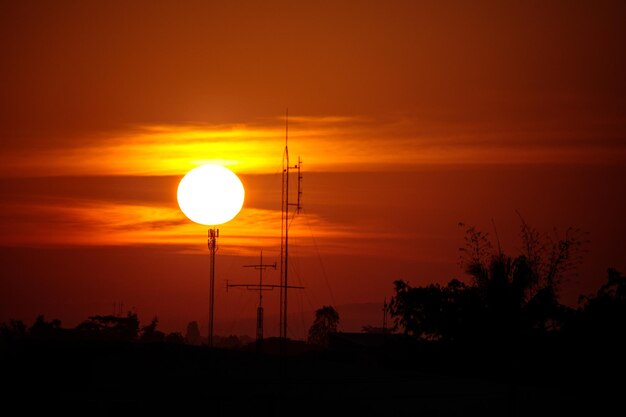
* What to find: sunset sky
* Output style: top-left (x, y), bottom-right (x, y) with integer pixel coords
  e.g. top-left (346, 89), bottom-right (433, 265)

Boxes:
top-left (1, 0), bottom-right (625, 338)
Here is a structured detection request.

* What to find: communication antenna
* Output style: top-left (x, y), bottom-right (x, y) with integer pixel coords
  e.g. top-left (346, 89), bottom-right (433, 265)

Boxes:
top-left (226, 251), bottom-right (303, 346)
top-left (280, 109), bottom-right (303, 348)
top-left (208, 228), bottom-right (219, 347)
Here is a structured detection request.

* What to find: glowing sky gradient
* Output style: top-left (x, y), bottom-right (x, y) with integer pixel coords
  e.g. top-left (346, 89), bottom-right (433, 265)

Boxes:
top-left (1, 1), bottom-right (625, 338)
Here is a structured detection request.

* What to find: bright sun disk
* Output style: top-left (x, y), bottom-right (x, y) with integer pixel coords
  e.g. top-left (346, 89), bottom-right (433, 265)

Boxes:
top-left (177, 164), bottom-right (245, 226)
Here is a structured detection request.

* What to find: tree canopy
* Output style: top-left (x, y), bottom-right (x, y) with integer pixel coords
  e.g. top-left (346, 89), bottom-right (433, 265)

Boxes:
top-left (389, 221), bottom-right (587, 342)
top-left (307, 306), bottom-right (340, 347)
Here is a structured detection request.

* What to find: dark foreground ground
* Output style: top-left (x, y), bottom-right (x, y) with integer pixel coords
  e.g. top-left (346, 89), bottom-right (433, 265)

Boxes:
top-left (1, 336), bottom-right (622, 417)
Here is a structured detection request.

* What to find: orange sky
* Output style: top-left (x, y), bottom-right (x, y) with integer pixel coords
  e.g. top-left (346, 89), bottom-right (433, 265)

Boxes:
top-left (1, 1), bottom-right (625, 338)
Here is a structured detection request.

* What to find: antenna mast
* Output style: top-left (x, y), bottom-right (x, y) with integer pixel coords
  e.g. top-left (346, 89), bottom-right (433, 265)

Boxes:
top-left (226, 251), bottom-right (276, 344)
top-left (226, 250), bottom-right (303, 348)
top-left (280, 109), bottom-right (303, 344)
top-left (208, 228), bottom-right (218, 347)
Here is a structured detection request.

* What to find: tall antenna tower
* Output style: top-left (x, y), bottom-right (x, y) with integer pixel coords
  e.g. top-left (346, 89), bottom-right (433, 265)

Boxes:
top-left (280, 109), bottom-right (303, 344)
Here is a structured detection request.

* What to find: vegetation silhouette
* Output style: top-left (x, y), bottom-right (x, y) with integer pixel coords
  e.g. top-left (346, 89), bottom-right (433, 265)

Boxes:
top-left (1, 221), bottom-right (624, 415)
top-left (75, 312), bottom-right (140, 342)
top-left (361, 324), bottom-right (391, 334)
top-left (140, 316), bottom-right (166, 343)
top-left (29, 315), bottom-right (62, 339)
top-left (389, 222), bottom-right (587, 343)
top-left (185, 320), bottom-right (201, 345)
top-left (307, 305), bottom-right (340, 347)
top-left (383, 221), bottom-right (623, 415)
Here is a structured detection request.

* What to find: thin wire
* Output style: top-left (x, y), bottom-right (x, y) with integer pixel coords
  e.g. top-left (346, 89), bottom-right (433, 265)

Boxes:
top-left (297, 287), bottom-right (308, 341)
top-left (284, 237), bottom-right (313, 341)
top-left (289, 251), bottom-right (316, 316)
top-left (286, 210), bottom-right (330, 320)
top-left (219, 246), bottom-right (238, 338)
top-left (225, 286), bottom-right (255, 337)
top-left (302, 207), bottom-right (336, 305)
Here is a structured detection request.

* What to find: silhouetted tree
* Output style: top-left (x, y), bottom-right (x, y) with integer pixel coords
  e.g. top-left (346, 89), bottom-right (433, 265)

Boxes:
top-left (461, 221), bottom-right (585, 300)
top-left (29, 315), bottom-right (62, 339)
top-left (75, 312), bottom-right (139, 342)
top-left (458, 221), bottom-right (585, 336)
top-left (165, 332), bottom-right (185, 344)
top-left (140, 316), bottom-right (165, 343)
top-left (185, 321), bottom-right (201, 345)
top-left (217, 335), bottom-right (241, 349)
top-left (389, 221), bottom-right (585, 342)
top-left (0, 319), bottom-right (27, 345)
top-left (576, 268), bottom-right (626, 342)
top-left (389, 279), bottom-right (481, 341)
top-left (361, 325), bottom-right (392, 334)
top-left (307, 306), bottom-right (339, 347)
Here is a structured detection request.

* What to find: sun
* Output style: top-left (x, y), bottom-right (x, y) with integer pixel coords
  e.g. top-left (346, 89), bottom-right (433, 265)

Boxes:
top-left (177, 164), bottom-right (245, 226)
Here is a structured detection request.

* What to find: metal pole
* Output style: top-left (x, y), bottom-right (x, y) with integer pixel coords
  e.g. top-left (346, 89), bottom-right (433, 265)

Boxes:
top-left (227, 252), bottom-right (281, 347)
top-left (280, 110), bottom-right (289, 342)
top-left (208, 228), bottom-right (218, 347)
top-left (257, 251), bottom-right (264, 343)
top-left (284, 152), bottom-right (289, 342)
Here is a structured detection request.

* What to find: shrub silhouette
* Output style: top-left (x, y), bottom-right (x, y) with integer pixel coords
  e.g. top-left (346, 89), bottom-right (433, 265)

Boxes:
top-left (75, 312), bottom-right (139, 342)
top-left (390, 221), bottom-right (586, 342)
top-left (307, 305), bottom-right (340, 347)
